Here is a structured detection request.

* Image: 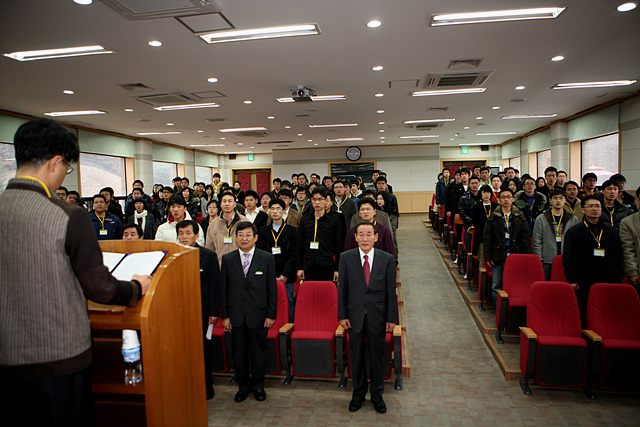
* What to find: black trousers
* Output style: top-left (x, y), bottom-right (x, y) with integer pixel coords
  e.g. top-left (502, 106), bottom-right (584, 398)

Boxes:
top-left (232, 324), bottom-right (268, 392)
top-left (349, 314), bottom-right (386, 403)
top-left (0, 366), bottom-right (93, 427)
top-left (305, 262), bottom-right (335, 281)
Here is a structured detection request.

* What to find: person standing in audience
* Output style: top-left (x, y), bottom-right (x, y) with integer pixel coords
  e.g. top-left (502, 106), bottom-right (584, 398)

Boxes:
top-left (472, 165), bottom-right (482, 178)
top-left (296, 186), bottom-right (342, 282)
top-left (99, 186), bottom-right (124, 224)
top-left (232, 181), bottom-right (245, 206)
top-left (557, 170), bottom-right (568, 188)
top-left (445, 167), bottom-right (470, 220)
top-left (298, 173), bottom-right (308, 186)
top-left (200, 184), bottom-right (218, 216)
top-left (600, 179), bottom-right (629, 229)
top-left (332, 179), bottom-right (358, 228)
top-left (344, 198), bottom-right (394, 256)
top-left (378, 172), bottom-right (393, 193)
top-left (0, 118), bottom-right (150, 426)
top-left (176, 219), bottom-right (220, 400)
top-left (325, 191), bottom-right (347, 249)
top-left (479, 166), bottom-right (491, 186)
top-left (55, 186), bottom-right (68, 201)
top-left (127, 197), bottom-right (156, 239)
top-left (199, 199), bottom-right (221, 240)
top-left (293, 185), bottom-right (311, 213)
top-left (153, 186), bottom-right (174, 225)
top-left (351, 191), bottom-right (393, 231)
top-left (211, 172), bottom-right (224, 196)
top-left (338, 222), bottom-right (397, 414)
top-left (270, 189), bottom-right (302, 228)
top-left (206, 192), bottom-right (248, 266)
top-left (124, 179), bottom-right (152, 211)
top-left (471, 185), bottom-right (499, 263)
top-left (156, 196), bottom-right (204, 245)
top-left (620, 186), bottom-right (640, 293)
top-left (243, 190), bottom-right (268, 230)
top-left (271, 178), bottom-right (282, 198)
top-left (90, 194), bottom-right (123, 240)
top-left (67, 190), bottom-right (85, 208)
top-left (489, 175), bottom-right (502, 203)
top-left (122, 224), bottom-right (143, 240)
top-left (291, 173), bottom-right (299, 186)
top-left (563, 195), bottom-right (623, 327)
top-left (563, 181), bottom-right (583, 221)
top-left (610, 173), bottom-right (638, 214)
top-left (514, 176), bottom-right (548, 234)
top-left (536, 167), bottom-right (558, 198)
top-left (507, 178), bottom-right (520, 195)
top-left (258, 191), bottom-right (272, 212)
top-left (221, 221), bottom-right (277, 403)
top-left (435, 167), bottom-right (451, 218)
top-left (483, 188), bottom-right (531, 304)
top-left (533, 189), bottom-right (579, 280)
top-left (376, 177), bottom-right (399, 255)
top-left (350, 179), bottom-right (362, 200)
top-left (578, 172), bottom-right (599, 199)
top-left (501, 167), bottom-right (521, 191)
top-left (193, 182), bottom-right (205, 199)
top-left (309, 173), bottom-right (320, 184)
top-left (257, 198), bottom-right (298, 322)
top-left (180, 187), bottom-right (200, 220)
top-left (124, 187), bottom-right (145, 222)
top-left (458, 176), bottom-right (482, 265)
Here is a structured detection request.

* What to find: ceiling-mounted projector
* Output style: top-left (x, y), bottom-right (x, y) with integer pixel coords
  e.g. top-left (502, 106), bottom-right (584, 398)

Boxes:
top-left (291, 87), bottom-right (316, 102)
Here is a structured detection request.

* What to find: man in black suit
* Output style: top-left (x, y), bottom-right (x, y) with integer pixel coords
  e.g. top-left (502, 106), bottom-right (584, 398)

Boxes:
top-left (338, 222), bottom-right (398, 414)
top-left (221, 221), bottom-right (277, 403)
top-left (176, 220), bottom-right (220, 400)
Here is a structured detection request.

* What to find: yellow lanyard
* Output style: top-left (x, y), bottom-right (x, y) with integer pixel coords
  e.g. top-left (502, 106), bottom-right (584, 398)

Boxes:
top-left (566, 201), bottom-right (576, 214)
top-left (313, 216), bottom-right (319, 242)
top-left (208, 216), bottom-right (213, 224)
top-left (606, 206), bottom-right (615, 225)
top-left (503, 213), bottom-right (511, 231)
top-left (554, 211), bottom-right (564, 236)
top-left (16, 176), bottom-right (51, 198)
top-left (271, 224), bottom-right (285, 247)
top-left (96, 213), bottom-right (106, 230)
top-left (484, 204), bottom-right (492, 219)
top-left (334, 197), bottom-right (346, 209)
top-left (584, 221), bottom-right (603, 248)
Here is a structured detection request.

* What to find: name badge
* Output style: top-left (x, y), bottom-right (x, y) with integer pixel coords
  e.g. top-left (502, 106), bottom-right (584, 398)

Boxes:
top-left (310, 241), bottom-right (319, 250)
top-left (272, 246), bottom-right (281, 255)
top-left (99, 230), bottom-right (108, 236)
top-left (504, 232), bottom-right (510, 239)
top-left (594, 248), bottom-right (605, 257)
top-left (224, 236), bottom-right (233, 244)
top-left (337, 210), bottom-right (342, 213)
top-left (555, 236), bottom-right (562, 242)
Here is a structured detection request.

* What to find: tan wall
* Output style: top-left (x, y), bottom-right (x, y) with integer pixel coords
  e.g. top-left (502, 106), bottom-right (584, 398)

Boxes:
top-left (396, 191), bottom-right (434, 214)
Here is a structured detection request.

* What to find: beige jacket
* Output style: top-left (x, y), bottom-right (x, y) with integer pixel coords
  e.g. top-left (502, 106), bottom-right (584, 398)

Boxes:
top-left (620, 211), bottom-right (640, 278)
top-left (205, 212), bottom-right (248, 267)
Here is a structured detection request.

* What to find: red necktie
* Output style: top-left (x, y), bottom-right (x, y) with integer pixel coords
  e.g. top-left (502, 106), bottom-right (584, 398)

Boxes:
top-left (363, 254), bottom-right (370, 287)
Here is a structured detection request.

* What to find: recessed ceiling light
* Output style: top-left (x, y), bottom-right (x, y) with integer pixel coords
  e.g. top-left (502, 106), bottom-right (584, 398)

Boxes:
top-left (429, 7), bottom-right (566, 26)
top-left (412, 88), bottom-right (486, 96)
top-left (190, 144), bottom-right (226, 147)
top-left (492, 106), bottom-right (500, 110)
top-left (552, 80), bottom-right (637, 89)
top-left (475, 132), bottom-right (517, 136)
top-left (238, 143), bottom-right (243, 146)
top-left (200, 24), bottom-right (320, 44)
top-left (148, 40), bottom-right (162, 47)
top-left (326, 137), bottom-right (364, 142)
top-left (267, 116), bottom-right (275, 119)
top-left (207, 77), bottom-right (219, 83)
top-left (380, 136), bottom-right (385, 139)
top-left (379, 130), bottom-right (385, 132)
top-left (154, 103), bottom-right (219, 111)
top-left (250, 146), bottom-right (255, 149)
top-left (285, 125), bottom-right (291, 129)
top-left (375, 93), bottom-right (384, 97)
top-left (463, 126), bottom-right (470, 129)
top-left (220, 137), bottom-right (226, 140)
top-left (219, 127), bottom-right (267, 133)
top-left (244, 100), bottom-right (253, 104)
top-left (476, 116), bottom-right (483, 120)
top-left (44, 110), bottom-right (106, 117)
top-left (4, 45), bottom-right (113, 61)
top-left (450, 138), bottom-right (454, 141)
top-left (403, 118), bottom-right (455, 124)
top-left (377, 110), bottom-right (385, 114)
top-left (124, 108), bottom-right (133, 112)
top-left (515, 86), bottom-right (526, 90)
top-left (399, 135), bottom-right (440, 139)
top-left (617, 2), bottom-right (637, 12)
top-left (378, 121), bottom-right (385, 125)
top-left (372, 66), bottom-right (384, 71)
top-left (63, 90), bottom-right (75, 95)
top-left (367, 20), bottom-right (382, 28)
top-left (197, 130), bottom-right (204, 133)
top-left (308, 123), bottom-right (358, 128)
top-left (502, 114), bottom-right (558, 119)
top-left (297, 133), bottom-right (303, 136)
top-left (313, 143), bottom-right (319, 146)
top-left (307, 139), bottom-right (312, 142)
top-left (73, 0), bottom-right (92, 4)
top-left (166, 123), bottom-right (174, 126)
top-left (551, 55), bottom-right (565, 62)
top-left (380, 141), bottom-right (385, 143)
top-left (276, 94), bottom-right (347, 103)
top-left (136, 131), bottom-right (182, 136)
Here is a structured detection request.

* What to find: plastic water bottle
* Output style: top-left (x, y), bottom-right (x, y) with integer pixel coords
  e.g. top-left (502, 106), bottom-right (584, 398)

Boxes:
top-left (122, 330), bottom-right (143, 384)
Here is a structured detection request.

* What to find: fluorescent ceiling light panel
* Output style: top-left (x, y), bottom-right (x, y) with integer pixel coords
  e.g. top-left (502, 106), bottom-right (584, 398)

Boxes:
top-left (308, 123), bottom-right (358, 128)
top-left (276, 95), bottom-right (347, 103)
top-left (326, 137), bottom-right (364, 142)
top-left (136, 132), bottom-right (183, 135)
top-left (475, 132), bottom-right (517, 136)
top-left (219, 127), bottom-right (267, 133)
top-left (400, 135), bottom-right (440, 139)
top-left (459, 143), bottom-right (494, 146)
top-left (403, 118), bottom-right (455, 124)
top-left (412, 88), bottom-right (486, 96)
top-left (4, 45), bottom-right (113, 61)
top-left (44, 110), bottom-right (106, 117)
top-left (154, 103), bottom-right (220, 111)
top-left (224, 151), bottom-right (254, 154)
top-left (430, 7), bottom-right (565, 26)
top-left (190, 144), bottom-right (226, 147)
top-left (551, 80), bottom-right (637, 89)
top-left (502, 114), bottom-right (558, 119)
top-left (200, 24), bottom-right (319, 44)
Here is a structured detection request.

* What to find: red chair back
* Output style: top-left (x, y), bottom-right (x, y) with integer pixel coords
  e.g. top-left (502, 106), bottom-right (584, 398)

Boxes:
top-left (587, 283), bottom-right (640, 340)
top-left (527, 281), bottom-right (582, 338)
top-left (550, 255), bottom-right (567, 282)
top-left (503, 254), bottom-right (545, 305)
top-left (294, 281), bottom-right (338, 332)
top-left (272, 280), bottom-right (289, 330)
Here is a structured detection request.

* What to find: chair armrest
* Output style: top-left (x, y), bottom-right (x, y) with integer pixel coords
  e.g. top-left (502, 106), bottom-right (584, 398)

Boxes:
top-left (497, 290), bottom-right (508, 298)
top-left (479, 267), bottom-right (486, 273)
top-left (336, 325), bottom-right (345, 336)
top-left (393, 324), bottom-right (402, 337)
top-left (279, 323), bottom-right (294, 334)
top-left (520, 327), bottom-right (537, 339)
top-left (582, 329), bottom-right (602, 342)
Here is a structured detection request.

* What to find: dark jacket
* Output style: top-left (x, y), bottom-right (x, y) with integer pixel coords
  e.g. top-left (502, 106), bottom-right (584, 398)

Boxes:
top-left (458, 190), bottom-right (482, 228)
top-left (513, 190), bottom-right (548, 233)
top-left (331, 196), bottom-right (358, 230)
top-left (435, 178), bottom-right (451, 205)
top-left (89, 210), bottom-right (123, 240)
top-left (445, 182), bottom-right (466, 215)
top-left (153, 199), bottom-right (171, 225)
top-left (620, 191), bottom-right (638, 214)
top-left (257, 223), bottom-right (298, 283)
top-left (296, 212), bottom-right (342, 272)
top-left (471, 201), bottom-right (498, 254)
top-left (107, 200), bottom-right (124, 224)
top-left (600, 199), bottom-right (629, 229)
top-left (482, 205), bottom-right (531, 266)
top-left (196, 244), bottom-right (220, 323)
top-left (127, 211), bottom-right (156, 239)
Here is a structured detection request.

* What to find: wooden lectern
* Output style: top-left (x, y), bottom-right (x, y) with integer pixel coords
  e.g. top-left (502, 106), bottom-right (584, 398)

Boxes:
top-left (89, 241), bottom-right (207, 427)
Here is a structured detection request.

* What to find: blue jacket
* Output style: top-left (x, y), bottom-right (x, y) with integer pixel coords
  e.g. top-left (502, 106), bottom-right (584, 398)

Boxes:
top-left (435, 178), bottom-right (450, 205)
top-left (89, 210), bottom-right (123, 240)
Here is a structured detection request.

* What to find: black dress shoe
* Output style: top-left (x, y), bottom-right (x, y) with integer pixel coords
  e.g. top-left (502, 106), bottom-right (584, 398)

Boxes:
top-left (348, 400), bottom-right (362, 412)
top-left (254, 388), bottom-right (267, 401)
top-left (206, 387), bottom-right (215, 400)
top-left (234, 390), bottom-right (248, 402)
top-left (373, 400), bottom-right (387, 414)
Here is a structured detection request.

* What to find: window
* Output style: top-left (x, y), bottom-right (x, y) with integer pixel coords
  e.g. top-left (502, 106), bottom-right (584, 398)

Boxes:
top-left (509, 157), bottom-right (521, 173)
top-left (195, 165), bottom-right (212, 184)
top-left (0, 143), bottom-right (17, 193)
top-left (581, 133), bottom-right (619, 183)
top-left (153, 161), bottom-right (177, 187)
top-left (80, 152), bottom-right (126, 197)
top-left (536, 150), bottom-right (551, 178)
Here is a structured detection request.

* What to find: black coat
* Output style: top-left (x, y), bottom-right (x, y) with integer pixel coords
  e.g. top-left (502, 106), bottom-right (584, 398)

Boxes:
top-left (458, 190), bottom-right (482, 228)
top-left (196, 244), bottom-right (220, 321)
top-left (514, 190), bottom-right (548, 233)
top-left (445, 182), bottom-right (466, 215)
top-left (257, 223), bottom-right (298, 282)
top-left (471, 201), bottom-right (498, 255)
top-left (127, 213), bottom-right (156, 239)
top-left (482, 205), bottom-right (531, 266)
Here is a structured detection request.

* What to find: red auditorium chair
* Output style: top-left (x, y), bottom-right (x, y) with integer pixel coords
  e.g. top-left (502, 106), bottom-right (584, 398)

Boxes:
top-left (290, 281), bottom-right (342, 380)
top-left (266, 281), bottom-right (294, 385)
top-left (496, 254), bottom-right (545, 344)
top-left (585, 283), bottom-right (640, 392)
top-left (478, 260), bottom-right (493, 312)
top-left (520, 281), bottom-right (591, 397)
top-left (210, 309), bottom-right (233, 373)
top-left (549, 255), bottom-right (567, 282)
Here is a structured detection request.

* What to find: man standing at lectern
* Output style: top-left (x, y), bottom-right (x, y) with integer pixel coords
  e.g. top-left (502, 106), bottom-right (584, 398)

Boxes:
top-left (0, 119), bottom-right (151, 426)
top-left (338, 222), bottom-right (398, 414)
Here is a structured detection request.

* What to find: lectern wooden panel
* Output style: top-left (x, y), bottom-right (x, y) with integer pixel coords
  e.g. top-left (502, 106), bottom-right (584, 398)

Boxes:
top-left (90, 241), bottom-right (206, 427)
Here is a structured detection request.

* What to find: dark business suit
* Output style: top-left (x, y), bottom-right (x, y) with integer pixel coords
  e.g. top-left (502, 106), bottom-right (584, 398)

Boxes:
top-left (196, 244), bottom-right (220, 392)
top-left (338, 248), bottom-right (398, 404)
top-left (220, 248), bottom-right (277, 392)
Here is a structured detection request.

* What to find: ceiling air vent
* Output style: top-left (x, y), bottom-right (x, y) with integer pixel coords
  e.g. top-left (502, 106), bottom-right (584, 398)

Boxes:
top-left (427, 107), bottom-right (449, 112)
top-left (205, 118), bottom-right (226, 123)
top-left (256, 140), bottom-right (293, 145)
top-left (234, 130), bottom-right (270, 137)
top-left (130, 91), bottom-right (199, 106)
top-left (295, 114), bottom-right (310, 118)
top-left (118, 82), bottom-right (154, 91)
top-left (404, 122), bottom-right (444, 130)
top-left (192, 91), bottom-right (226, 99)
top-left (448, 58), bottom-right (483, 69)
top-left (424, 70), bottom-right (493, 88)
top-left (100, 0), bottom-right (222, 20)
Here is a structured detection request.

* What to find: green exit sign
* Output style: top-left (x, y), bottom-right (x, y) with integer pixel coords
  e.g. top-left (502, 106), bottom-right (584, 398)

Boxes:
top-left (248, 153), bottom-right (255, 161)
top-left (461, 146), bottom-right (469, 154)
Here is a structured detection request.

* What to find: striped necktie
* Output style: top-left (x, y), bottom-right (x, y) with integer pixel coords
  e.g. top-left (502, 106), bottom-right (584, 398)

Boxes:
top-left (242, 252), bottom-right (251, 277)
